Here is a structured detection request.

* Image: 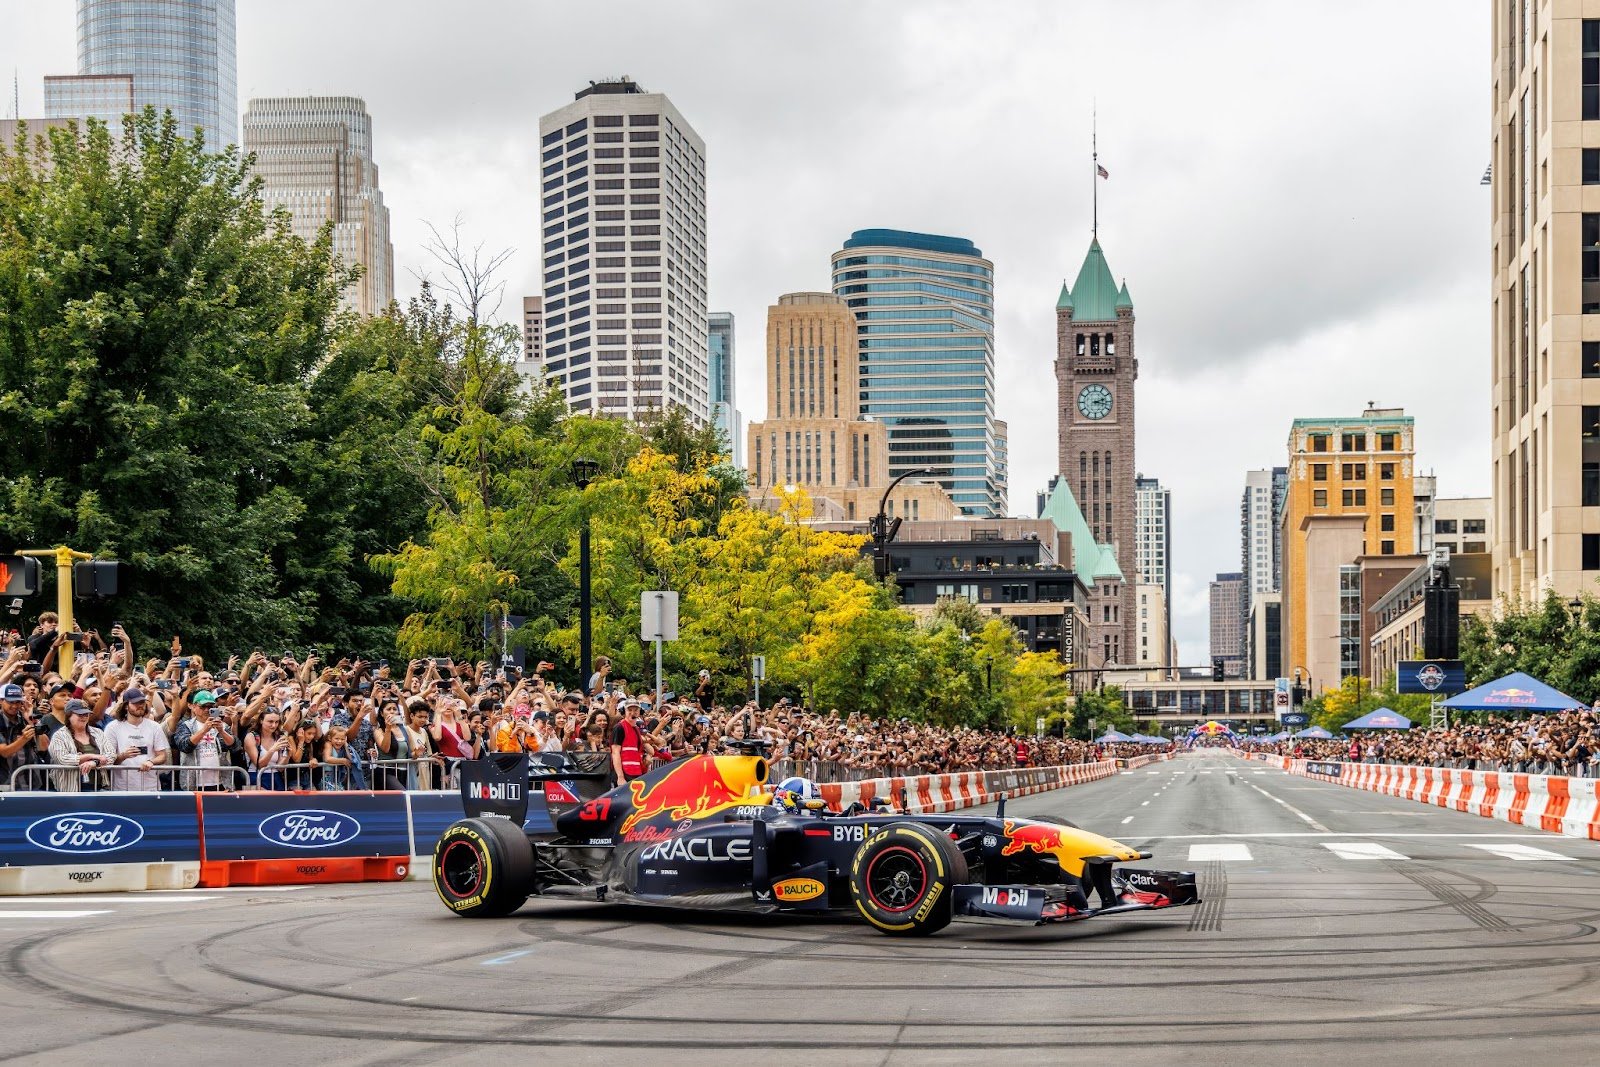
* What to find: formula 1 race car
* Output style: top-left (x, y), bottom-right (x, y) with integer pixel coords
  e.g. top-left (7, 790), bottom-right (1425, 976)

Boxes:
top-left (431, 744), bottom-right (1199, 936)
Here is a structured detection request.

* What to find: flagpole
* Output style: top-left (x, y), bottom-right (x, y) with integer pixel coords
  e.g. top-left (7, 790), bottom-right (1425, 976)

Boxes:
top-left (1092, 104), bottom-right (1098, 238)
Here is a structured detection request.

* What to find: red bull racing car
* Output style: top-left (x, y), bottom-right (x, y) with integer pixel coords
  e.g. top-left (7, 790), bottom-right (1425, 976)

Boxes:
top-left (432, 744), bottom-right (1198, 936)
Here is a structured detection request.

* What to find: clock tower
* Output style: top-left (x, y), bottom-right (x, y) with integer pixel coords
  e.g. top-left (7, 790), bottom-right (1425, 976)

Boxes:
top-left (1055, 237), bottom-right (1138, 667)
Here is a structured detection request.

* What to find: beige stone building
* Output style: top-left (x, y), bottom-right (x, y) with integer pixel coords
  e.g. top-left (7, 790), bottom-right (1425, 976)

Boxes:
top-left (243, 96), bottom-right (393, 316)
top-left (747, 293), bottom-right (960, 522)
top-left (1491, 6), bottom-right (1600, 603)
top-left (519, 296), bottom-right (544, 383)
top-left (1134, 583), bottom-right (1170, 669)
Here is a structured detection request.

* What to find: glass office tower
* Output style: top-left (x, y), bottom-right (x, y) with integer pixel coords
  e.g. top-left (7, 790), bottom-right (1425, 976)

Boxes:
top-left (830, 229), bottom-right (1004, 516)
top-left (58, 0), bottom-right (238, 148)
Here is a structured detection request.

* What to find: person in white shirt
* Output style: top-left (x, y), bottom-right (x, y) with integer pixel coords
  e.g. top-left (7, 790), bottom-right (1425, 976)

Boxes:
top-left (104, 687), bottom-right (170, 791)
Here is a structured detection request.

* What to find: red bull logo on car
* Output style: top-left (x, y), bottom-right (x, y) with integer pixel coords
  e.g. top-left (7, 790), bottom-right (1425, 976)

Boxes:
top-left (999, 820), bottom-right (1072, 858)
top-left (618, 756), bottom-right (751, 835)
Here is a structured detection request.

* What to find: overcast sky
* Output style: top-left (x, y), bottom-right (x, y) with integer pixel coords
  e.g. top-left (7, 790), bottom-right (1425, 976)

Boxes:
top-left (2, 1), bottom-right (1489, 663)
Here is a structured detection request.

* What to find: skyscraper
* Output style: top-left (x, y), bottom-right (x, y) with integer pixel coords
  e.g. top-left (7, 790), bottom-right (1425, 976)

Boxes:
top-left (708, 312), bottom-right (742, 466)
top-left (48, 0), bottom-right (237, 148)
top-left (1057, 237), bottom-right (1138, 666)
top-left (1209, 572), bottom-right (1246, 676)
top-left (243, 96), bottom-right (393, 316)
top-left (538, 78), bottom-right (709, 423)
top-left (1134, 475), bottom-right (1171, 607)
top-left (1241, 469), bottom-right (1285, 599)
top-left (745, 293), bottom-right (959, 522)
top-left (830, 229), bottom-right (1005, 517)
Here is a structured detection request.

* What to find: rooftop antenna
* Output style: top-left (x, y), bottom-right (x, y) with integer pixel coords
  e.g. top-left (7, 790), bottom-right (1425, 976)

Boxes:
top-left (11, 68), bottom-right (18, 121)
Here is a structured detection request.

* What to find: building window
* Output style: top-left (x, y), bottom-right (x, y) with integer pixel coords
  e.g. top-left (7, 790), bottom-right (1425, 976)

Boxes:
top-left (1588, 149), bottom-right (1600, 186)
top-left (1585, 214), bottom-right (1600, 314)
top-left (1585, 406), bottom-right (1600, 506)
top-left (1310, 434), bottom-right (1329, 453)
top-left (1378, 432), bottom-right (1397, 451)
top-left (1587, 20), bottom-right (1600, 120)
top-left (1462, 518), bottom-right (1486, 534)
top-left (1313, 489), bottom-right (1327, 507)
top-left (1379, 462), bottom-right (1395, 480)
top-left (1341, 489), bottom-right (1366, 507)
top-left (1586, 534), bottom-right (1600, 571)
top-left (1380, 539), bottom-right (1395, 555)
top-left (1312, 464), bottom-right (1328, 482)
top-left (1463, 541), bottom-right (1487, 553)
top-left (1587, 342), bottom-right (1600, 378)
top-left (1341, 432), bottom-right (1366, 451)
top-left (1341, 463), bottom-right (1366, 480)
top-left (1380, 513), bottom-right (1395, 532)
top-left (1380, 487), bottom-right (1395, 506)
top-left (1435, 519), bottom-right (1458, 534)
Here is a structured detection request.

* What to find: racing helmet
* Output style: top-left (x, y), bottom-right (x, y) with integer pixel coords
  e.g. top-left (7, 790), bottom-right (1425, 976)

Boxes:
top-left (771, 776), bottom-right (823, 813)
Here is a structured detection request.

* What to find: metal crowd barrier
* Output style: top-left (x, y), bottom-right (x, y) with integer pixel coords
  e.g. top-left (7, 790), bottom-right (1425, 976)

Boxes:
top-left (8, 764), bottom-right (250, 793)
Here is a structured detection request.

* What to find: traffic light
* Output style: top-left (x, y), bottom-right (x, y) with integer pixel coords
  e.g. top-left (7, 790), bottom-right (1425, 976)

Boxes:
top-left (1212, 658), bottom-right (1225, 682)
top-left (0, 556), bottom-right (40, 597)
top-left (885, 516), bottom-right (903, 543)
top-left (72, 560), bottom-right (121, 598)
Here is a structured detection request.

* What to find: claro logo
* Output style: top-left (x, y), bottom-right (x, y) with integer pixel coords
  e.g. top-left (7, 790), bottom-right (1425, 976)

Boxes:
top-left (25, 813), bottom-right (144, 855)
top-left (257, 810), bottom-right (361, 849)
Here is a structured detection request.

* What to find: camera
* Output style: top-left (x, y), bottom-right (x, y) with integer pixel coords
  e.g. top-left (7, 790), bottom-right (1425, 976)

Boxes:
top-left (433, 657), bottom-right (451, 669)
top-left (172, 657), bottom-right (191, 670)
top-left (62, 630), bottom-right (84, 642)
top-left (21, 660), bottom-right (41, 675)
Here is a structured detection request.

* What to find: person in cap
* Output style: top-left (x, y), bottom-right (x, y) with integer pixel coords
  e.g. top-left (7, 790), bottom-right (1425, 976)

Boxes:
top-left (0, 682), bottom-right (40, 787)
top-left (33, 682), bottom-right (74, 746)
top-left (173, 690), bottom-right (235, 790)
top-left (46, 698), bottom-right (115, 792)
top-left (105, 688), bottom-right (170, 791)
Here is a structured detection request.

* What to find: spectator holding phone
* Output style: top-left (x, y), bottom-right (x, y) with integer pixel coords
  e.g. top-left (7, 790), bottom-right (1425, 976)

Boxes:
top-left (244, 708), bottom-right (290, 790)
top-left (105, 688), bottom-right (169, 790)
top-left (0, 682), bottom-right (40, 786)
top-left (173, 690), bottom-right (234, 790)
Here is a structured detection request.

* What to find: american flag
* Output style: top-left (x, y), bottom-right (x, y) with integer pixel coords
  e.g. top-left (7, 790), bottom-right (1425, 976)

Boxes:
top-left (1096, 163), bottom-right (1110, 180)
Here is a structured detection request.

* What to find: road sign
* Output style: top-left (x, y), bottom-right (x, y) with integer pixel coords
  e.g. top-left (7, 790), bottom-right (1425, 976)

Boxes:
top-left (1397, 659), bottom-right (1465, 695)
top-left (1273, 677), bottom-right (1290, 710)
top-left (640, 591), bottom-right (679, 641)
top-left (751, 655), bottom-right (765, 680)
top-left (0, 556), bottom-right (40, 597)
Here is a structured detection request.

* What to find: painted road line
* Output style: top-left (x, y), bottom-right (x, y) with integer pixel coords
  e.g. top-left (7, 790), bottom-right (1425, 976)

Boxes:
top-left (0, 910), bottom-right (113, 919)
top-left (1146, 771), bottom-right (1161, 775)
top-left (1140, 801), bottom-right (1150, 806)
top-left (481, 949), bottom-right (536, 966)
top-left (1247, 781), bottom-right (1331, 832)
top-left (1121, 816), bottom-right (1134, 824)
top-left (1188, 843), bottom-right (1252, 863)
top-left (1464, 843), bottom-right (1577, 862)
top-left (1322, 842), bottom-right (1409, 860)
top-left (0, 896), bottom-right (221, 904)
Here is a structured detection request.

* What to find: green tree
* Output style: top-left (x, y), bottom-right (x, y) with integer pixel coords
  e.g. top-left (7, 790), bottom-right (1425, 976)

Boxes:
top-left (1462, 591), bottom-right (1600, 705)
top-left (0, 111), bottom-right (352, 654)
top-left (1068, 685), bottom-right (1132, 739)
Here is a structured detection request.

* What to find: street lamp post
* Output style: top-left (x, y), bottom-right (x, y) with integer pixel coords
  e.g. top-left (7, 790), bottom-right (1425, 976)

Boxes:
top-left (871, 468), bottom-right (933, 582)
top-left (572, 458), bottom-right (600, 689)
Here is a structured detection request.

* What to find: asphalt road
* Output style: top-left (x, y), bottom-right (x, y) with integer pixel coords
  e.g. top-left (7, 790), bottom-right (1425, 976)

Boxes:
top-left (6, 750), bottom-right (1600, 1065)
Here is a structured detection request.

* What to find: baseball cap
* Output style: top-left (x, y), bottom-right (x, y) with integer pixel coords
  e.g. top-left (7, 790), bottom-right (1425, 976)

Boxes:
top-left (48, 682), bottom-right (73, 698)
top-left (64, 698), bottom-right (91, 716)
top-left (122, 687), bottom-right (147, 704)
top-left (563, 691), bottom-right (584, 703)
top-left (2, 684), bottom-right (22, 701)
top-left (191, 690), bottom-right (217, 706)
top-left (531, 710), bottom-right (550, 722)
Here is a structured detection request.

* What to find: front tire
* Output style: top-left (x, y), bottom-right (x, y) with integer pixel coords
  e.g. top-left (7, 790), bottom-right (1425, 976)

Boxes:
top-left (433, 817), bottom-right (533, 917)
top-left (848, 821), bottom-right (967, 936)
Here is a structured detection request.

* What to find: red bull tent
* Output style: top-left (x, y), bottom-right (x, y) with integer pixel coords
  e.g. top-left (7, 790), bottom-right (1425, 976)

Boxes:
top-left (1438, 671), bottom-right (1584, 714)
top-left (1341, 707), bottom-right (1413, 730)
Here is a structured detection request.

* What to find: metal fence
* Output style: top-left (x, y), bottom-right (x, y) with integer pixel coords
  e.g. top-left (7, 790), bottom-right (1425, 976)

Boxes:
top-left (4, 756), bottom-right (454, 794)
top-left (8, 764), bottom-right (250, 792)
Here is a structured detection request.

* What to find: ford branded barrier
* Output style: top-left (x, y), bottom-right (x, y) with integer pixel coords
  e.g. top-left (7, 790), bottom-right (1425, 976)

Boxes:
top-left (198, 792), bottom-right (411, 860)
top-left (0, 793), bottom-right (201, 867)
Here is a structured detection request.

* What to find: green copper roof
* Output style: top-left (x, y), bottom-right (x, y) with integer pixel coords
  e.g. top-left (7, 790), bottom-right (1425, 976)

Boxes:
top-left (1115, 280), bottom-right (1132, 310)
top-left (1062, 238), bottom-right (1121, 322)
top-left (1056, 281), bottom-right (1073, 310)
top-left (1038, 478), bottom-right (1126, 581)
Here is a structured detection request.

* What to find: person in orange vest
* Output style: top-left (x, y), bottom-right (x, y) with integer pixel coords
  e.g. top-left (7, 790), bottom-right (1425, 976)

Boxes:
top-left (1014, 737), bottom-right (1031, 767)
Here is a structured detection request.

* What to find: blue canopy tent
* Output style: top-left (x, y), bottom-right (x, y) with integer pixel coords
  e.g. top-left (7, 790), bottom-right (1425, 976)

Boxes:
top-left (1292, 726), bottom-right (1334, 739)
top-left (1096, 730), bottom-right (1134, 743)
top-left (1342, 707), bottom-right (1413, 730)
top-left (1439, 671), bottom-right (1585, 714)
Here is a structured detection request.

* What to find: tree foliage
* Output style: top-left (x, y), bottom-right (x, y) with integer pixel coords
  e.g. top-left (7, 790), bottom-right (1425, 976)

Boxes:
top-left (1461, 591), bottom-right (1600, 705)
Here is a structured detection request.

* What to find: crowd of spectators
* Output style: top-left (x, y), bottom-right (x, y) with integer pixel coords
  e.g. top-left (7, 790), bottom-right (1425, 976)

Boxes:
top-left (1238, 707), bottom-right (1600, 777)
top-left (0, 615), bottom-right (1133, 794)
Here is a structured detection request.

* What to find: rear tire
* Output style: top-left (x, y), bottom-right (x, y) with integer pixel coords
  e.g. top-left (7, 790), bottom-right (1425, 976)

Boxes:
top-left (848, 821), bottom-right (967, 936)
top-left (433, 817), bottom-right (533, 917)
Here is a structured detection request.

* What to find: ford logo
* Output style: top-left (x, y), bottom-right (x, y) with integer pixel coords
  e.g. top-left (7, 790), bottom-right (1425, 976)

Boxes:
top-left (257, 809), bottom-right (362, 849)
top-left (25, 812), bottom-right (145, 855)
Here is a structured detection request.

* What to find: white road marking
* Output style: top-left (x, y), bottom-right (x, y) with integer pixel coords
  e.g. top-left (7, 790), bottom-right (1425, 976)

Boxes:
top-left (1464, 843), bottom-right (1576, 862)
top-left (1252, 771), bottom-right (1266, 775)
top-left (1188, 843), bottom-right (1252, 862)
top-left (1246, 781), bottom-right (1331, 832)
top-left (1146, 771), bottom-right (1160, 775)
top-left (0, 910), bottom-right (112, 919)
top-left (1121, 816), bottom-right (1134, 824)
top-left (1140, 801), bottom-right (1150, 806)
top-left (481, 948), bottom-right (536, 966)
top-left (0, 895), bottom-right (221, 904)
top-left (1198, 771), bottom-right (1212, 775)
top-left (1322, 842), bottom-right (1409, 860)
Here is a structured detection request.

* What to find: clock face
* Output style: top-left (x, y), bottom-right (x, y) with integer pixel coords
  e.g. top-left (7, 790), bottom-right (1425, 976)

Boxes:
top-left (1077, 384), bottom-right (1113, 420)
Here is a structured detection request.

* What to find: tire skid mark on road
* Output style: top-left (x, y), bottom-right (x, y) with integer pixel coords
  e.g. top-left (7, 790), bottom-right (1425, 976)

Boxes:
top-left (1188, 862), bottom-right (1226, 932)
top-left (1383, 861), bottom-right (1510, 931)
